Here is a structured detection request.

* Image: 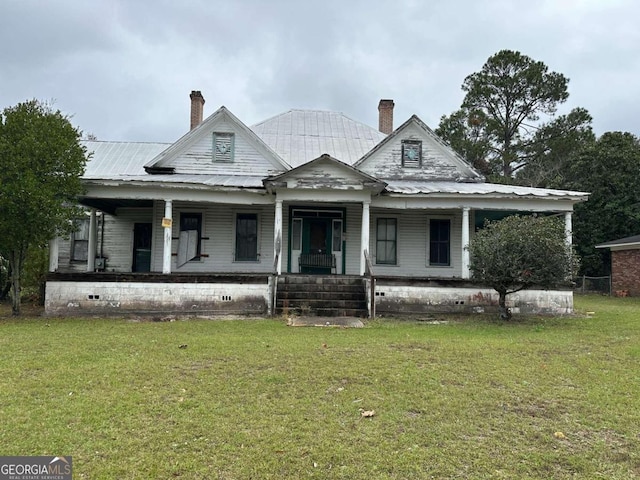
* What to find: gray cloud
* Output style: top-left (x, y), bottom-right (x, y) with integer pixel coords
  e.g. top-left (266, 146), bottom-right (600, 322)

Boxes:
top-left (1, 0), bottom-right (638, 143)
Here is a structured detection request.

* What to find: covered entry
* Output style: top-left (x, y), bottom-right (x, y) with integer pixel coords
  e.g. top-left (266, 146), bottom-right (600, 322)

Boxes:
top-left (289, 208), bottom-right (344, 274)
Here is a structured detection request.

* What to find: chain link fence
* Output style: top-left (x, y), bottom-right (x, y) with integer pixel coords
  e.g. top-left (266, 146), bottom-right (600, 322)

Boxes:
top-left (574, 275), bottom-right (612, 295)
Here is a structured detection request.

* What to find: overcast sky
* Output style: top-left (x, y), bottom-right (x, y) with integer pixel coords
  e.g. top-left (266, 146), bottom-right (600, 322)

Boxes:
top-left (1, 0), bottom-right (638, 143)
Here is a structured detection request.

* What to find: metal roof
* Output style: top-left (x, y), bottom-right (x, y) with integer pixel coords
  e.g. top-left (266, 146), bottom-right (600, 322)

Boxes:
top-left (596, 234), bottom-right (640, 249)
top-left (384, 180), bottom-right (589, 199)
top-left (87, 173), bottom-right (265, 188)
top-left (82, 140), bottom-right (170, 178)
top-left (251, 109), bottom-right (387, 167)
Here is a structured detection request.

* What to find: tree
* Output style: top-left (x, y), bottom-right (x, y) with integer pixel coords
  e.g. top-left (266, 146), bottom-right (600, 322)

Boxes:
top-left (0, 100), bottom-right (87, 315)
top-left (468, 215), bottom-right (577, 319)
top-left (516, 107), bottom-right (595, 188)
top-left (438, 50), bottom-right (571, 178)
top-left (564, 132), bottom-right (640, 276)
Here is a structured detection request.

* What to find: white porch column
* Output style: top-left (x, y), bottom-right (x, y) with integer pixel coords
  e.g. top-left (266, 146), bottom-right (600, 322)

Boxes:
top-left (48, 238), bottom-right (59, 272)
top-left (274, 199), bottom-right (283, 275)
top-left (86, 209), bottom-right (97, 272)
top-left (162, 200), bottom-right (173, 274)
top-left (360, 200), bottom-right (370, 275)
top-left (461, 207), bottom-right (471, 279)
top-left (564, 211), bottom-right (573, 246)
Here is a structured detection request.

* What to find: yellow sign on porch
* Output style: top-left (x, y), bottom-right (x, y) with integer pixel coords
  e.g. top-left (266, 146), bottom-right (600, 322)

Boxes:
top-left (161, 217), bottom-right (172, 228)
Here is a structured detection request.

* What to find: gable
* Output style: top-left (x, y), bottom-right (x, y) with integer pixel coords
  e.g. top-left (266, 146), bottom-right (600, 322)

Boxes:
top-left (264, 154), bottom-right (385, 192)
top-left (145, 107), bottom-right (289, 176)
top-left (355, 115), bottom-right (483, 182)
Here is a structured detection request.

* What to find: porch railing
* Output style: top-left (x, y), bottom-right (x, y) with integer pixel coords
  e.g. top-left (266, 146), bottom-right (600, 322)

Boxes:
top-left (298, 253), bottom-right (336, 272)
top-left (364, 249), bottom-right (375, 319)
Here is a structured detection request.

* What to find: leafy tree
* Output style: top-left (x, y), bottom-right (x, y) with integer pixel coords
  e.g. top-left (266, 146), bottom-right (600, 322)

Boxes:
top-left (438, 50), bottom-right (570, 178)
top-left (468, 215), bottom-right (577, 319)
top-left (516, 107), bottom-right (595, 188)
top-left (0, 100), bottom-right (87, 315)
top-left (564, 132), bottom-right (640, 276)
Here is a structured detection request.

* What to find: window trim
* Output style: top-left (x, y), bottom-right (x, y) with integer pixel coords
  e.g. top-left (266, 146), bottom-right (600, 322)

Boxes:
top-left (71, 218), bottom-right (90, 262)
top-left (234, 212), bottom-right (260, 262)
top-left (375, 217), bottom-right (397, 265)
top-left (179, 212), bottom-right (203, 262)
top-left (428, 218), bottom-right (451, 267)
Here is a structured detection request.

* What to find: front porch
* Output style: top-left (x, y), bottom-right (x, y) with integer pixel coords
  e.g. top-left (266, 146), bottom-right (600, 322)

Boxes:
top-left (44, 272), bottom-right (575, 318)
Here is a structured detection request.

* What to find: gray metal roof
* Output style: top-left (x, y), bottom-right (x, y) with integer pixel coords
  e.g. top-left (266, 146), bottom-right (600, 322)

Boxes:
top-left (596, 234), bottom-right (640, 249)
top-left (251, 109), bottom-right (387, 168)
top-left (87, 173), bottom-right (265, 188)
top-left (384, 180), bottom-right (589, 199)
top-left (82, 140), bottom-right (170, 178)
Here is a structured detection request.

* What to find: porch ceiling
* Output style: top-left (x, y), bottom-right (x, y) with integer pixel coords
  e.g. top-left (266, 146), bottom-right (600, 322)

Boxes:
top-left (80, 198), bottom-right (153, 214)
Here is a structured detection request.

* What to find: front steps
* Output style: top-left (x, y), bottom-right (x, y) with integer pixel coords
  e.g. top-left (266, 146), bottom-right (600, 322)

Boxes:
top-left (275, 275), bottom-right (368, 317)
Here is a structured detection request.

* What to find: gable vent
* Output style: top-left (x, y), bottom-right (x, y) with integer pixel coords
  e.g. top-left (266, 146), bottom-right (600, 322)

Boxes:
top-left (213, 132), bottom-right (235, 162)
top-left (401, 140), bottom-right (422, 168)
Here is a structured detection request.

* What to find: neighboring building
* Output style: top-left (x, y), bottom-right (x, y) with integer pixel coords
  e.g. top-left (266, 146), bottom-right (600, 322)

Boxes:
top-left (596, 235), bottom-right (640, 296)
top-left (45, 92), bottom-right (589, 317)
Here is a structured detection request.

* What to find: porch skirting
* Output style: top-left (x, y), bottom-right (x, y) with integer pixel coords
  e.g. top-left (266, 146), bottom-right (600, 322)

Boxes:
top-left (373, 278), bottom-right (574, 316)
top-left (45, 273), bottom-right (575, 317)
top-left (45, 273), bottom-right (271, 317)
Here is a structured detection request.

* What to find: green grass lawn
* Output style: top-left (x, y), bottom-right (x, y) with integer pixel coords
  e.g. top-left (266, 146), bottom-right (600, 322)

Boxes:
top-left (0, 295), bottom-right (639, 479)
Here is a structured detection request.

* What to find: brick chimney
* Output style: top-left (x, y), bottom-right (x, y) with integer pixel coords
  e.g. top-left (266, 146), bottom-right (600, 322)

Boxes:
top-left (378, 99), bottom-right (394, 134)
top-left (190, 90), bottom-right (205, 130)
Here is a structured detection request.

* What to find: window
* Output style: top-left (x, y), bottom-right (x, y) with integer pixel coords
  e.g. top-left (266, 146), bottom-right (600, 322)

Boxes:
top-left (429, 219), bottom-right (450, 266)
top-left (236, 213), bottom-right (258, 261)
top-left (376, 218), bottom-right (397, 265)
top-left (71, 218), bottom-right (89, 261)
top-left (401, 140), bottom-right (422, 168)
top-left (177, 213), bottom-right (202, 265)
top-left (213, 132), bottom-right (235, 162)
top-left (291, 218), bottom-right (302, 250)
top-left (332, 219), bottom-right (343, 252)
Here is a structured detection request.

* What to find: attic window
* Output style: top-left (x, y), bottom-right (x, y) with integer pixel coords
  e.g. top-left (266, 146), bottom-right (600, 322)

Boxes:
top-left (213, 132), bottom-right (234, 162)
top-left (401, 140), bottom-right (422, 168)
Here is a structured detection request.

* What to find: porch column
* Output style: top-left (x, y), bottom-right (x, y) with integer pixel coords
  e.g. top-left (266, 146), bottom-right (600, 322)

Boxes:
top-left (48, 238), bottom-right (59, 272)
top-left (360, 200), bottom-right (370, 275)
top-left (163, 200), bottom-right (173, 274)
top-left (274, 199), bottom-right (283, 274)
top-left (461, 207), bottom-right (470, 279)
top-left (86, 209), bottom-right (97, 272)
top-left (564, 211), bottom-right (573, 246)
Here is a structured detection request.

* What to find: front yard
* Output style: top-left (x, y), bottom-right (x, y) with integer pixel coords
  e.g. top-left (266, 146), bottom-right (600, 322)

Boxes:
top-left (0, 295), bottom-right (638, 479)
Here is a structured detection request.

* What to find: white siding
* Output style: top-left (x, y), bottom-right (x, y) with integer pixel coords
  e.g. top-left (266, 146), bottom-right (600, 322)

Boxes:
top-left (150, 201), bottom-right (275, 273)
top-left (101, 209), bottom-right (153, 272)
top-left (369, 208), bottom-right (463, 278)
top-left (344, 203), bottom-right (363, 275)
top-left (171, 119), bottom-right (283, 176)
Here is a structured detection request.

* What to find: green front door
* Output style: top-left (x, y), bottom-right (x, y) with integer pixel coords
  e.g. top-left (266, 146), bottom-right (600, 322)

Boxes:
top-left (301, 218), bottom-right (332, 274)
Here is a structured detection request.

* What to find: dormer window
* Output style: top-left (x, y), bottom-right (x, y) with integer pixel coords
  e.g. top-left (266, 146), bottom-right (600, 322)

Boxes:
top-left (213, 132), bottom-right (234, 162)
top-left (401, 140), bottom-right (422, 168)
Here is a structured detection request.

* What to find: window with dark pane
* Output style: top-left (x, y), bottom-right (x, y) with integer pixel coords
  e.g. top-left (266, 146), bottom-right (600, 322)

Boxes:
top-left (429, 219), bottom-right (450, 266)
top-left (180, 213), bottom-right (202, 259)
top-left (376, 218), bottom-right (397, 265)
top-left (236, 213), bottom-right (258, 261)
top-left (71, 218), bottom-right (90, 261)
